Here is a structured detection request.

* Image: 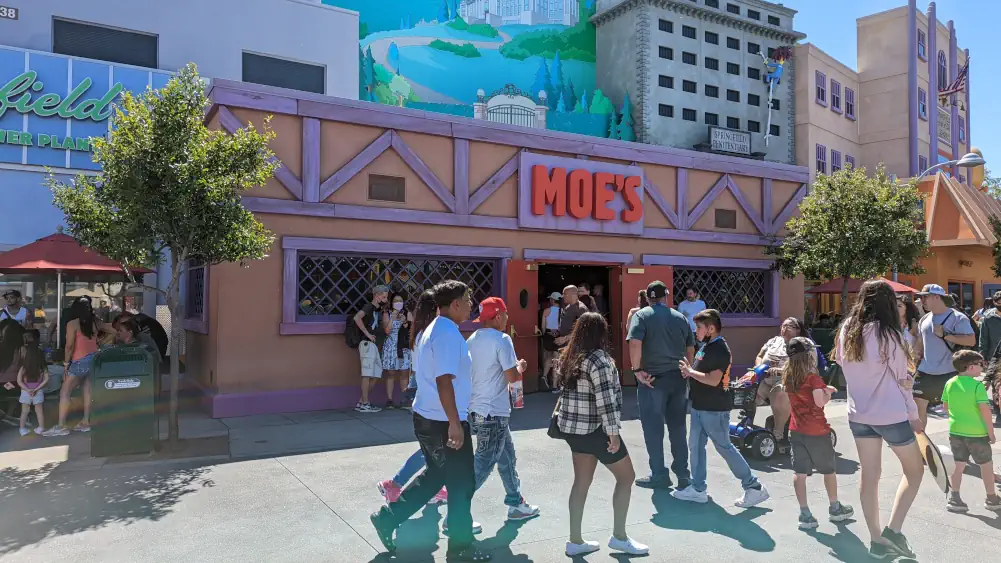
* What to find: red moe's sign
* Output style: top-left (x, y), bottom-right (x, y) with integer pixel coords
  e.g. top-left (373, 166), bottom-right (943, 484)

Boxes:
top-left (517, 152), bottom-right (646, 235)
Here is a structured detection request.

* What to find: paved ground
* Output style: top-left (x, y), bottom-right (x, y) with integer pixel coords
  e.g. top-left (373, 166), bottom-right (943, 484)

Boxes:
top-left (0, 393), bottom-right (998, 562)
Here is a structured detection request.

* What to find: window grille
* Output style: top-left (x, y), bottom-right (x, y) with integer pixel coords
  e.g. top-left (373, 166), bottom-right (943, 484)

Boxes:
top-left (673, 268), bottom-right (767, 315)
top-left (186, 262), bottom-right (205, 318)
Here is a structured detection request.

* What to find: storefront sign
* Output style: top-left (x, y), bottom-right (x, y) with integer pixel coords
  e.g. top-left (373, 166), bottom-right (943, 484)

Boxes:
top-left (938, 106), bottom-right (951, 144)
top-left (0, 71), bottom-right (124, 122)
top-left (104, 378), bottom-right (141, 390)
top-left (518, 152), bottom-right (645, 236)
top-left (0, 130), bottom-right (94, 151)
top-left (709, 127), bottom-right (751, 155)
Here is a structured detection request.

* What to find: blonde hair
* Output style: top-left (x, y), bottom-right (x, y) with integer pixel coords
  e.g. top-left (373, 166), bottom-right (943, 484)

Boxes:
top-left (781, 351), bottom-right (815, 394)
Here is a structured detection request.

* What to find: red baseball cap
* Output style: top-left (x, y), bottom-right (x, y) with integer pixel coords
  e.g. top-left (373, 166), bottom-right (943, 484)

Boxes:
top-left (475, 297), bottom-right (508, 322)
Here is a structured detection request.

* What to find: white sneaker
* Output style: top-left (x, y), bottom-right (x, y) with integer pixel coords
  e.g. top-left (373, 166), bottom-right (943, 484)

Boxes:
top-left (440, 519), bottom-right (483, 536)
top-left (507, 502), bottom-right (540, 521)
top-left (19, 427), bottom-right (29, 436)
top-left (672, 486), bottom-right (709, 504)
top-left (608, 536), bottom-right (649, 555)
top-left (42, 426), bottom-right (69, 437)
top-left (565, 540), bottom-right (600, 556)
top-left (735, 486), bottom-right (770, 508)
top-left (34, 427), bottom-right (43, 435)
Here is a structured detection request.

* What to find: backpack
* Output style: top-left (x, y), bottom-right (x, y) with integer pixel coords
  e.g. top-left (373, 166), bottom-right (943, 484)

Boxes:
top-left (344, 320), bottom-right (363, 349)
top-left (932, 309), bottom-right (978, 352)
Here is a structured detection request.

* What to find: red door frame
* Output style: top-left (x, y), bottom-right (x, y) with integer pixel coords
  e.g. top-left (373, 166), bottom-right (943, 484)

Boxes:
top-left (616, 265), bottom-right (673, 386)
top-left (505, 260), bottom-right (541, 393)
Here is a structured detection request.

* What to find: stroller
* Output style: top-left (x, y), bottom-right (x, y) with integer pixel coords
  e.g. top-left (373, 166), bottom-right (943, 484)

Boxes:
top-left (728, 364), bottom-right (837, 460)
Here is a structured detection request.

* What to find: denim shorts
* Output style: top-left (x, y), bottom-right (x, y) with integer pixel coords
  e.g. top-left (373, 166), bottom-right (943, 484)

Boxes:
top-left (848, 420), bottom-right (915, 447)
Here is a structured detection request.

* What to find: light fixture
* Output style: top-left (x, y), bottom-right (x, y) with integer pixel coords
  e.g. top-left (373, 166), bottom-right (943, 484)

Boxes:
top-left (957, 152), bottom-right (986, 168)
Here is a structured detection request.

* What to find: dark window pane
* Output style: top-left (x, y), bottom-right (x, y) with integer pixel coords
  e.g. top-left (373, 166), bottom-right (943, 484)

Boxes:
top-left (242, 52), bottom-right (325, 94)
top-left (53, 18), bottom-right (157, 68)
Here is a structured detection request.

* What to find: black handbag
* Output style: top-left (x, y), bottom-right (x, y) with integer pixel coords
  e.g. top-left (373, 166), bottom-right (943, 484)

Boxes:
top-left (547, 398), bottom-right (565, 440)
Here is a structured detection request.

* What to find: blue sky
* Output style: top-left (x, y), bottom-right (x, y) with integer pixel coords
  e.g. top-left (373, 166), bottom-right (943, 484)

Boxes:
top-left (790, 0), bottom-right (998, 172)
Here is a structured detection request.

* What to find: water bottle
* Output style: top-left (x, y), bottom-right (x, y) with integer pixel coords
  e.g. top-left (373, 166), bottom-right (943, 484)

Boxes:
top-left (509, 377), bottom-right (524, 409)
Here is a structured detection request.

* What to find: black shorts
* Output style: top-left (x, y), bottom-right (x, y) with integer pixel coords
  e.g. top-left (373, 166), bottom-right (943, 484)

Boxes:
top-left (950, 434), bottom-right (993, 465)
top-left (790, 431), bottom-right (836, 476)
top-left (564, 427), bottom-right (629, 465)
top-left (913, 371), bottom-right (954, 404)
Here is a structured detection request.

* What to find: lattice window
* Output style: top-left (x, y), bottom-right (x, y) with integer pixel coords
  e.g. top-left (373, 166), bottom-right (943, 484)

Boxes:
top-left (186, 261), bottom-right (205, 318)
top-left (296, 254), bottom-right (495, 321)
top-left (673, 268), bottom-right (767, 315)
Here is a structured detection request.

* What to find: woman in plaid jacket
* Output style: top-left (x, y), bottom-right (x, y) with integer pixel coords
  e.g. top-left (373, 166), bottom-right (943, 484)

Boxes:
top-left (555, 312), bottom-right (648, 557)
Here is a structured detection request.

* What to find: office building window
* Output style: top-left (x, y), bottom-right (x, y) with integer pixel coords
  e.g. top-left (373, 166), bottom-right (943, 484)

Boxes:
top-left (816, 145), bottom-right (827, 175)
top-left (845, 154), bottom-right (856, 168)
top-left (683, 25), bottom-right (697, 39)
top-left (659, 75), bottom-right (675, 88)
top-left (768, 15), bottom-right (781, 26)
top-left (683, 80), bottom-right (698, 93)
top-left (831, 80), bottom-right (842, 112)
top-left (52, 18), bottom-right (158, 68)
top-left (706, 0), bottom-right (719, 7)
top-left (845, 87), bottom-right (856, 120)
top-left (938, 51), bottom-right (948, 91)
top-left (726, 3), bottom-right (740, 15)
top-left (727, 116), bottom-right (740, 129)
top-left (747, 93), bottom-right (760, 106)
top-left (683, 108), bottom-right (697, 122)
top-left (960, 120), bottom-right (966, 142)
top-left (767, 47), bottom-right (775, 58)
top-left (705, 112), bottom-right (719, 126)
top-left (659, 46), bottom-right (674, 60)
top-left (704, 30), bottom-right (718, 44)
top-left (748, 120), bottom-right (761, 133)
top-left (747, 9), bottom-right (761, 20)
top-left (770, 124), bottom-right (780, 136)
top-left (747, 67), bottom-right (760, 80)
top-left (727, 37), bottom-right (740, 50)
top-left (771, 98), bottom-right (780, 111)
top-left (917, 29), bottom-right (927, 60)
top-left (918, 88), bottom-right (927, 120)
top-left (682, 52), bottom-right (697, 65)
top-left (727, 62), bottom-right (740, 75)
top-left (831, 150), bottom-right (842, 173)
top-left (815, 71), bottom-right (827, 105)
top-left (726, 89), bottom-right (740, 102)
top-left (705, 84), bottom-right (719, 98)
top-left (242, 52), bottom-right (326, 94)
top-left (659, 19), bottom-right (674, 33)
top-left (659, 104), bottom-right (674, 117)
top-left (919, 155), bottom-right (928, 172)
top-left (705, 57), bottom-right (719, 71)
top-left (747, 42), bottom-right (760, 55)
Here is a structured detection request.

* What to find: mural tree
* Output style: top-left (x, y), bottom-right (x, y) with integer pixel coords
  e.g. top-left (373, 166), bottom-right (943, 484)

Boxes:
top-left (358, 46), bottom-right (368, 101)
top-left (575, 90), bottom-right (589, 114)
top-left (389, 75), bottom-right (413, 107)
top-left (557, 93), bottom-right (567, 113)
top-left (590, 90), bottom-right (615, 114)
top-left (607, 108), bottom-right (619, 139)
top-left (439, 0), bottom-right (450, 23)
top-left (49, 65), bottom-right (276, 445)
top-left (617, 92), bottom-right (636, 142)
top-left (551, 51), bottom-right (566, 111)
top-left (530, 58), bottom-right (554, 106)
top-left (387, 42), bottom-right (401, 75)
top-left (363, 46), bottom-right (377, 101)
top-left (566, 78), bottom-right (578, 113)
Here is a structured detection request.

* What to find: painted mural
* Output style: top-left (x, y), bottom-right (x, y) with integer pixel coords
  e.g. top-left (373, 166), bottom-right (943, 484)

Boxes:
top-left (324, 0), bottom-right (616, 137)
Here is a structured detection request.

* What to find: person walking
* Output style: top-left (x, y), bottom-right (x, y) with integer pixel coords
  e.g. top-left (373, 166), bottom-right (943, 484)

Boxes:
top-left (381, 292), bottom-right (413, 409)
top-left (541, 292), bottom-right (562, 392)
top-left (556, 312), bottom-right (648, 556)
top-left (914, 284), bottom-right (976, 426)
top-left (353, 285), bottom-right (390, 413)
top-left (370, 281), bottom-right (490, 562)
top-left (625, 290), bottom-right (649, 333)
top-left (977, 291), bottom-right (1001, 425)
top-left (464, 297), bottom-right (539, 526)
top-left (16, 330), bottom-right (49, 436)
top-left (628, 281), bottom-right (695, 490)
top-left (837, 279), bottom-right (924, 560)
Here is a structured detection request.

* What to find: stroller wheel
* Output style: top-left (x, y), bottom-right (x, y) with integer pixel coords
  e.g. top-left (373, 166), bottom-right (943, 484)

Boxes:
top-left (751, 433), bottom-right (777, 460)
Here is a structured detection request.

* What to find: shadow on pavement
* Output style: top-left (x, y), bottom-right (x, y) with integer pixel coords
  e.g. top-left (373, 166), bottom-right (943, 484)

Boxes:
top-left (649, 489), bottom-right (776, 552)
top-left (0, 461), bottom-right (215, 556)
top-left (477, 518), bottom-right (534, 562)
top-left (747, 451), bottom-right (860, 476)
top-left (803, 524), bottom-right (870, 563)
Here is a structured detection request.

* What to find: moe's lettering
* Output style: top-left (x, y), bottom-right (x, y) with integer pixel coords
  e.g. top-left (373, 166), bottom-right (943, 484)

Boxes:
top-left (530, 165), bottom-right (643, 223)
top-left (0, 71), bottom-right (124, 122)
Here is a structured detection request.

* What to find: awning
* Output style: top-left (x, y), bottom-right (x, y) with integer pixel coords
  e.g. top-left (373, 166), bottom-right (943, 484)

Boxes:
top-left (806, 277), bottom-right (917, 295)
top-left (0, 233), bottom-right (150, 274)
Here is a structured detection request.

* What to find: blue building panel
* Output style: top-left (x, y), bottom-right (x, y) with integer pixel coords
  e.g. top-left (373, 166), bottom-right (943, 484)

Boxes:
top-left (0, 47), bottom-right (27, 164)
top-left (24, 54), bottom-right (71, 167)
top-left (68, 59), bottom-right (113, 170)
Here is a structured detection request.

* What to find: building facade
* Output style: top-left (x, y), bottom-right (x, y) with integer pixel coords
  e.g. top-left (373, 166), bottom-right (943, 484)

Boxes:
top-left (460, 0), bottom-right (580, 26)
top-left (594, 0), bottom-right (804, 165)
top-left (793, 43), bottom-right (860, 180)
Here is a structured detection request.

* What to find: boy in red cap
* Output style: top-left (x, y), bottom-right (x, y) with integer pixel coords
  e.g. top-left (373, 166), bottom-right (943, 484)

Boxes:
top-left (464, 297), bottom-right (540, 525)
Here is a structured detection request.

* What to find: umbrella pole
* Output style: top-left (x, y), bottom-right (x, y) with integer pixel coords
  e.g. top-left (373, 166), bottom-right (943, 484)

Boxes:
top-left (56, 271), bottom-right (62, 350)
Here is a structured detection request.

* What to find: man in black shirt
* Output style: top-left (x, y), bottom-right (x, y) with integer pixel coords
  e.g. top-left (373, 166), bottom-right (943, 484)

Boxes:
top-left (676, 309), bottom-right (769, 508)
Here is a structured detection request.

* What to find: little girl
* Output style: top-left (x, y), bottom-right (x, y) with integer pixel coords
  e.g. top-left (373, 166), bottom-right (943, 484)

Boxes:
top-left (781, 336), bottom-right (854, 529)
top-left (17, 330), bottom-right (49, 436)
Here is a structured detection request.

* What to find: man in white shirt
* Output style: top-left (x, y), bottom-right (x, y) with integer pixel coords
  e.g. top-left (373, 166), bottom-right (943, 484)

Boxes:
top-left (370, 281), bottom-right (491, 562)
top-left (0, 290), bottom-right (28, 327)
top-left (677, 288), bottom-right (707, 333)
top-left (466, 297), bottom-right (540, 524)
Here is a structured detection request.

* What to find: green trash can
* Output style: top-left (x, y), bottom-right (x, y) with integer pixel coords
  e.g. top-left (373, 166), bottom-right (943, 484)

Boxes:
top-left (90, 344), bottom-right (156, 457)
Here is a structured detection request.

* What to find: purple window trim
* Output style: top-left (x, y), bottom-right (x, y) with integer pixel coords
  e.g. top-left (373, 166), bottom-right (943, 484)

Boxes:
top-left (937, 51), bottom-right (948, 91)
top-left (280, 237), bottom-right (513, 335)
top-left (815, 71), bottom-right (827, 106)
top-left (831, 150), bottom-right (842, 173)
top-left (183, 263), bottom-right (210, 334)
top-left (918, 29), bottom-right (927, 61)
top-left (959, 120), bottom-right (966, 142)
top-left (845, 154), bottom-right (856, 169)
top-left (816, 144), bottom-right (827, 175)
top-left (830, 80), bottom-right (842, 113)
top-left (918, 88), bottom-right (928, 120)
top-left (845, 88), bottom-right (856, 121)
top-left (919, 155), bottom-right (928, 172)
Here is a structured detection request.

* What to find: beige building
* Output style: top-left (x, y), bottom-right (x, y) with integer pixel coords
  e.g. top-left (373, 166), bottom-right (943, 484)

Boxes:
top-left (794, 1), bottom-right (971, 183)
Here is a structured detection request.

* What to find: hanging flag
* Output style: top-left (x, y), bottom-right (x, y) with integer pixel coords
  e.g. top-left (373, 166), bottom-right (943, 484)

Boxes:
top-left (939, 58), bottom-right (969, 97)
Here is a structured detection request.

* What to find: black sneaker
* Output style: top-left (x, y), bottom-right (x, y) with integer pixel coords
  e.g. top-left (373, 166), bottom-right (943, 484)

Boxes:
top-left (635, 475), bottom-right (672, 489)
top-left (798, 513), bottom-right (819, 530)
top-left (446, 545), bottom-right (492, 562)
top-left (676, 478), bottom-right (691, 491)
top-left (947, 494), bottom-right (969, 513)
top-left (369, 511), bottom-right (397, 553)
top-left (384, 401), bottom-right (395, 410)
top-left (880, 527), bottom-right (915, 558)
top-left (869, 542), bottom-right (889, 560)
top-left (829, 502), bottom-right (855, 522)
top-left (986, 495), bottom-right (1001, 512)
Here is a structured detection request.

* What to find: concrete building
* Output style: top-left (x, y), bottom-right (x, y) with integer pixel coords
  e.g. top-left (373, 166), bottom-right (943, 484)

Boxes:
top-left (593, 0), bottom-right (805, 165)
top-left (460, 0), bottom-right (580, 26)
top-left (794, 1), bottom-right (970, 182)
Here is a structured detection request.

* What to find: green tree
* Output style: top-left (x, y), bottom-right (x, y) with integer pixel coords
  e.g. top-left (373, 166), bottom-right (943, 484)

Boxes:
top-left (589, 89), bottom-right (615, 114)
top-left (556, 92), bottom-right (567, 113)
top-left (617, 92), bottom-right (636, 142)
top-left (551, 51), bottom-right (566, 111)
top-left (363, 47), bottom-right (377, 101)
top-left (389, 74), bottom-right (413, 106)
top-left (984, 168), bottom-right (1001, 199)
top-left (765, 165), bottom-right (929, 305)
top-left (48, 64), bottom-right (276, 445)
top-left (607, 108), bottom-right (619, 139)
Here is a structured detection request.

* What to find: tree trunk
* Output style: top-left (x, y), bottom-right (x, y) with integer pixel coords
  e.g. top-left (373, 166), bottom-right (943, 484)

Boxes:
top-left (166, 254), bottom-right (183, 446)
top-left (840, 277), bottom-right (850, 314)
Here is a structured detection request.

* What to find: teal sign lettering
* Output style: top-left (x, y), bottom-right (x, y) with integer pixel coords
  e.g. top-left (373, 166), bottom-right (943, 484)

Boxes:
top-left (0, 71), bottom-right (124, 122)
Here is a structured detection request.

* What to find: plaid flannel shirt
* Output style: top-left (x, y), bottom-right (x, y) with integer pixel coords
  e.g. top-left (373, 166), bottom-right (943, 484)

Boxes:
top-left (557, 349), bottom-right (622, 436)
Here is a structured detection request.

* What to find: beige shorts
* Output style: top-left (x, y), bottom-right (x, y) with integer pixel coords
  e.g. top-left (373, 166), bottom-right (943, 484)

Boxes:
top-left (756, 373), bottom-right (782, 405)
top-left (359, 341), bottom-right (383, 379)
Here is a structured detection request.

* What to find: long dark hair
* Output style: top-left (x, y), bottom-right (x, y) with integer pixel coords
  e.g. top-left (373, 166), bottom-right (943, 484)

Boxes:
top-left (558, 312), bottom-right (610, 386)
top-left (19, 329), bottom-right (45, 383)
top-left (71, 297), bottom-right (97, 339)
top-left (637, 289), bottom-right (649, 308)
top-left (410, 289), bottom-right (437, 349)
top-left (901, 296), bottom-right (922, 328)
top-left (840, 280), bottom-right (903, 363)
top-left (0, 318), bottom-right (25, 373)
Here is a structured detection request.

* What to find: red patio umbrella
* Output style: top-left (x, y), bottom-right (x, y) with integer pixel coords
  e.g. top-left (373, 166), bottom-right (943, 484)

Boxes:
top-left (805, 277), bottom-right (917, 295)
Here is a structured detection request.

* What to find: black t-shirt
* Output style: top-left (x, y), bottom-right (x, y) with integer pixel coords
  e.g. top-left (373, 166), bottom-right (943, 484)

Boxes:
top-left (689, 337), bottom-right (732, 411)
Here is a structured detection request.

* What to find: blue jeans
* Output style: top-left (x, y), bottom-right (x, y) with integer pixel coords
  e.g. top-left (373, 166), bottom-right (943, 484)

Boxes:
top-left (393, 449), bottom-right (426, 486)
top-left (637, 374), bottom-right (691, 483)
top-left (470, 412), bottom-right (522, 507)
top-left (689, 409), bottom-right (759, 493)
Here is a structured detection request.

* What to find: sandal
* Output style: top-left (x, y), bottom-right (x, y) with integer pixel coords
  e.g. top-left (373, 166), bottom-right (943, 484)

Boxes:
top-left (446, 546), bottom-right (492, 562)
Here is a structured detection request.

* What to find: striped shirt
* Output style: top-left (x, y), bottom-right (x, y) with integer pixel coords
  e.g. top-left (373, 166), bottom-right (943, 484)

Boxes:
top-left (557, 349), bottom-right (622, 436)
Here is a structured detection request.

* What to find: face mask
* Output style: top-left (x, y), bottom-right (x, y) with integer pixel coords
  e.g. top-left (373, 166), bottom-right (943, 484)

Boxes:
top-left (393, 302), bottom-right (404, 311)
